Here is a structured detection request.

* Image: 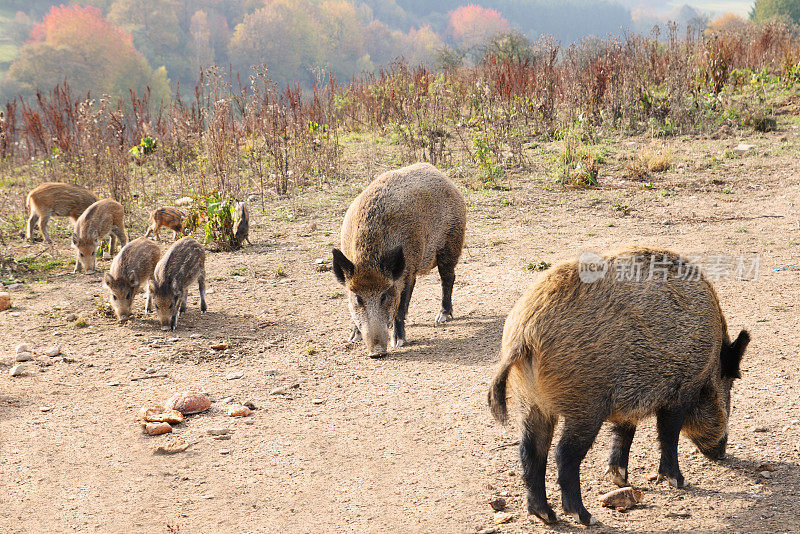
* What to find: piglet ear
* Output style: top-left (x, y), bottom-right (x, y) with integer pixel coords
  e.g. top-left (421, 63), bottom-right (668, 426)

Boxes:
top-left (380, 246), bottom-right (405, 281)
top-left (332, 248), bottom-right (354, 285)
top-left (103, 272), bottom-right (114, 287)
top-left (71, 234), bottom-right (78, 245)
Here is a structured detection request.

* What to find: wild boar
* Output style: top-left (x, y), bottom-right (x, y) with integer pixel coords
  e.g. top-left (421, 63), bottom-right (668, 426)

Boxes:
top-left (232, 201), bottom-right (251, 248)
top-left (26, 182), bottom-right (97, 243)
top-left (488, 247), bottom-right (749, 526)
top-left (72, 199), bottom-right (128, 274)
top-left (144, 206), bottom-right (185, 242)
top-left (332, 162), bottom-right (466, 357)
top-left (149, 237), bottom-right (207, 331)
top-left (103, 237), bottom-right (162, 322)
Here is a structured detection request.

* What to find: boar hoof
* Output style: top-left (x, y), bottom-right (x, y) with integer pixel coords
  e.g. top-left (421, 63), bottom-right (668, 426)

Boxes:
top-left (605, 465), bottom-right (629, 487)
top-left (161, 325), bottom-right (171, 331)
top-left (434, 310), bottom-right (452, 324)
top-left (368, 349), bottom-right (388, 358)
top-left (529, 504), bottom-right (557, 524)
top-left (391, 336), bottom-right (405, 349)
top-left (570, 512), bottom-right (597, 527)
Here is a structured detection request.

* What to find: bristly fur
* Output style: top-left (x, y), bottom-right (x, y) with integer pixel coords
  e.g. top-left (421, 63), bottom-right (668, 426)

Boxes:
top-left (721, 329), bottom-right (749, 378)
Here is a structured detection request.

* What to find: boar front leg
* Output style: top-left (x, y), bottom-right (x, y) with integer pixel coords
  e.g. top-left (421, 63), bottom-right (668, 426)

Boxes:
top-left (607, 422), bottom-right (636, 487)
top-left (392, 276), bottom-right (415, 348)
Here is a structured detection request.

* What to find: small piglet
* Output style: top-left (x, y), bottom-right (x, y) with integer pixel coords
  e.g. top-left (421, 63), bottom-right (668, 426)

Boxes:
top-left (26, 182), bottom-right (97, 243)
top-left (72, 198), bottom-right (127, 274)
top-left (232, 201), bottom-right (251, 247)
top-left (103, 237), bottom-right (162, 322)
top-left (144, 206), bottom-right (185, 242)
top-left (149, 237), bottom-right (207, 331)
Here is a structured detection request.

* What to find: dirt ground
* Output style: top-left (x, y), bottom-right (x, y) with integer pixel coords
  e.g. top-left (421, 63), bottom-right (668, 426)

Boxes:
top-left (1, 130), bottom-right (800, 533)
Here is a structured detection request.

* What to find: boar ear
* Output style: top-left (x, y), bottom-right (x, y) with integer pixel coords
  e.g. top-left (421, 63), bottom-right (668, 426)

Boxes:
top-left (332, 248), bottom-right (354, 284)
top-left (128, 273), bottom-right (139, 287)
top-left (103, 272), bottom-right (114, 287)
top-left (71, 234), bottom-right (77, 245)
top-left (381, 246), bottom-right (405, 281)
top-left (721, 329), bottom-right (749, 379)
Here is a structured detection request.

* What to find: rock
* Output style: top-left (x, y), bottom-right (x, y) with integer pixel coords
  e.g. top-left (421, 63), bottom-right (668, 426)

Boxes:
top-left (16, 343), bottom-right (32, 354)
top-left (759, 471), bottom-right (772, 479)
top-left (213, 435), bottom-right (232, 440)
top-left (314, 258), bottom-right (331, 272)
top-left (226, 371), bottom-right (244, 380)
top-left (190, 333), bottom-right (202, 339)
top-left (219, 449), bottom-right (231, 455)
top-left (476, 528), bottom-right (499, 534)
top-left (243, 401), bottom-right (257, 410)
top-left (227, 405), bottom-right (251, 417)
top-left (206, 427), bottom-right (230, 436)
top-left (752, 426), bottom-right (768, 433)
top-left (15, 352), bottom-right (34, 362)
top-left (489, 497), bottom-right (506, 511)
top-left (9, 312), bottom-right (20, 317)
top-left (598, 487), bottom-right (644, 511)
top-left (494, 512), bottom-right (514, 524)
top-left (219, 396), bottom-right (235, 405)
top-left (45, 345), bottom-right (61, 357)
top-left (211, 342), bottom-right (228, 350)
top-left (144, 367), bottom-right (157, 374)
top-left (143, 422), bottom-right (173, 435)
top-left (39, 406), bottom-right (52, 412)
top-left (665, 512), bottom-right (691, 518)
top-left (733, 143), bottom-right (755, 155)
top-left (311, 398), bottom-right (325, 405)
top-left (270, 383), bottom-right (299, 395)
top-left (175, 196), bottom-right (193, 207)
top-left (65, 313), bottom-right (77, 322)
top-left (164, 391), bottom-right (211, 415)
top-left (9, 364), bottom-right (26, 377)
top-left (140, 406), bottom-right (185, 424)
top-left (0, 293), bottom-right (12, 311)
top-left (153, 438), bottom-right (191, 455)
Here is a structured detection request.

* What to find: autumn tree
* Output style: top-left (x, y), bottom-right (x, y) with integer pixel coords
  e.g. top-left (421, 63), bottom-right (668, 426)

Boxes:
top-left (448, 4), bottom-right (510, 49)
top-left (751, 0), bottom-right (800, 24)
top-left (7, 5), bottom-right (168, 101)
top-left (706, 13), bottom-right (749, 35)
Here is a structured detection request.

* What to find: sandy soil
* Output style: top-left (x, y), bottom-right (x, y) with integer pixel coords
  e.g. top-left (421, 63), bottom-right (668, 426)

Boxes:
top-left (1, 131), bottom-right (799, 533)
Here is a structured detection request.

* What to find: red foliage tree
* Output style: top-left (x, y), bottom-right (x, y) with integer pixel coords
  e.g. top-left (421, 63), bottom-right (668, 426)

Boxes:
top-left (448, 4), bottom-right (511, 48)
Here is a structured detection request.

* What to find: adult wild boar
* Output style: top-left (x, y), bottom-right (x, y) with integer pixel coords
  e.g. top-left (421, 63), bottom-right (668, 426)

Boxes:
top-left (72, 199), bottom-right (128, 273)
top-left (26, 182), bottom-right (97, 243)
top-left (103, 237), bottom-right (162, 322)
top-left (332, 163), bottom-right (466, 357)
top-left (488, 247), bottom-right (749, 526)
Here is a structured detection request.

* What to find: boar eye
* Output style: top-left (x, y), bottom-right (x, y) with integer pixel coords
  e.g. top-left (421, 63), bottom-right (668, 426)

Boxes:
top-left (355, 295), bottom-right (364, 307)
top-left (112, 295), bottom-right (117, 301)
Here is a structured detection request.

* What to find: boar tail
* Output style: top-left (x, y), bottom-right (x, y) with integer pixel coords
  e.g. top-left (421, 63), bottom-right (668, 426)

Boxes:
top-left (721, 329), bottom-right (749, 379)
top-left (488, 347), bottom-right (524, 424)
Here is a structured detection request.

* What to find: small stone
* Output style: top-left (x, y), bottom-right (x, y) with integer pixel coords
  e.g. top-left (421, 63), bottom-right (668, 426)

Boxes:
top-left (190, 333), bottom-right (202, 339)
top-left (65, 313), bottom-right (77, 322)
top-left (15, 352), bottom-right (34, 362)
top-left (107, 381), bottom-right (120, 387)
top-left (45, 345), bottom-right (61, 357)
top-left (153, 438), bottom-right (190, 455)
top-left (39, 406), bottom-right (52, 412)
top-left (476, 528), bottom-right (499, 534)
top-left (759, 471), bottom-right (772, 479)
top-left (144, 367), bottom-right (157, 374)
top-left (10, 312), bottom-right (20, 317)
top-left (213, 435), bottom-right (232, 440)
top-left (311, 398), bottom-right (324, 405)
top-left (16, 343), bottom-right (32, 354)
top-left (243, 401), bottom-right (257, 410)
top-left (0, 292), bottom-right (11, 311)
top-left (219, 449), bottom-right (231, 455)
top-left (270, 383), bottom-right (299, 395)
top-left (489, 497), bottom-right (506, 511)
top-left (226, 371), bottom-right (244, 380)
top-left (733, 143), bottom-right (755, 155)
top-left (757, 463), bottom-right (775, 472)
top-left (227, 405), bottom-right (251, 417)
top-left (141, 407), bottom-right (185, 424)
top-left (598, 487), bottom-right (644, 511)
top-left (494, 512), bottom-right (514, 524)
top-left (143, 422), bottom-right (173, 435)
top-left (219, 396), bottom-right (235, 404)
top-left (9, 364), bottom-right (26, 377)
top-left (207, 427), bottom-right (230, 436)
top-left (164, 391), bottom-right (211, 415)
top-left (752, 426), bottom-right (768, 433)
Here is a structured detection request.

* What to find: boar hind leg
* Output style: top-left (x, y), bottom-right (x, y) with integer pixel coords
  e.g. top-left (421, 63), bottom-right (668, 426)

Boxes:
top-left (180, 291), bottom-right (188, 313)
top-left (348, 325), bottom-right (362, 342)
top-left (27, 212), bottom-right (39, 241)
top-left (198, 275), bottom-right (207, 313)
top-left (393, 277), bottom-right (415, 348)
top-left (607, 422), bottom-right (636, 487)
top-left (39, 214), bottom-right (52, 243)
top-left (556, 418), bottom-right (603, 526)
top-left (656, 408), bottom-right (686, 489)
top-left (435, 252), bottom-right (456, 323)
top-left (145, 285), bottom-right (152, 313)
top-left (521, 406), bottom-right (557, 524)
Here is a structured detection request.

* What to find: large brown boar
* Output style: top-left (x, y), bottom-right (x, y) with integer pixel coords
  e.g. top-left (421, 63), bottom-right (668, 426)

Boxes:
top-left (26, 182), bottom-right (97, 243)
top-left (332, 162), bottom-right (466, 357)
top-left (144, 206), bottom-right (185, 242)
top-left (72, 199), bottom-right (128, 274)
top-left (103, 237), bottom-right (162, 322)
top-left (149, 237), bottom-right (207, 331)
top-left (488, 247), bottom-right (749, 526)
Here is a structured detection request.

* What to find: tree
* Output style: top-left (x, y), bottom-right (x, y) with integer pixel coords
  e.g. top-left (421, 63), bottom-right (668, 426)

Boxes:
top-left (706, 13), bottom-right (749, 35)
top-left (228, 0), bottom-right (323, 86)
top-left (7, 5), bottom-right (167, 101)
top-left (448, 4), bottom-right (510, 49)
top-left (751, 0), bottom-right (800, 23)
